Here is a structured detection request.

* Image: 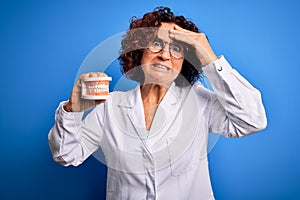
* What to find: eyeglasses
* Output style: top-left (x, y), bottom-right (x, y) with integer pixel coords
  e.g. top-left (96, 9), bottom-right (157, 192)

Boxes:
top-left (146, 38), bottom-right (187, 59)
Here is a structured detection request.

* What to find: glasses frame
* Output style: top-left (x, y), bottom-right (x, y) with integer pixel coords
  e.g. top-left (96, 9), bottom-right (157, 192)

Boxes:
top-left (146, 38), bottom-right (188, 59)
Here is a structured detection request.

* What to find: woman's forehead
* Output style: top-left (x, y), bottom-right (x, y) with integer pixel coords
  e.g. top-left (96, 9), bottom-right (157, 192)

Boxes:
top-left (156, 22), bottom-right (176, 42)
top-left (160, 22), bottom-right (176, 29)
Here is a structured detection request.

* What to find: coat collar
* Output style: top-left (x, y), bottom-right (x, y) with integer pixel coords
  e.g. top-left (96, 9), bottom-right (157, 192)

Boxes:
top-left (118, 82), bottom-right (179, 108)
top-left (117, 82), bottom-right (188, 140)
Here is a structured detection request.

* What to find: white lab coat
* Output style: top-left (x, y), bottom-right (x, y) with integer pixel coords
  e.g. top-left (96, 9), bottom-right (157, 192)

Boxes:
top-left (48, 56), bottom-right (267, 200)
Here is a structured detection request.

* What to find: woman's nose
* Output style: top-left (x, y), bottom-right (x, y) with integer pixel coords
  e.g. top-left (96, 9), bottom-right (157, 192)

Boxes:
top-left (159, 46), bottom-right (171, 60)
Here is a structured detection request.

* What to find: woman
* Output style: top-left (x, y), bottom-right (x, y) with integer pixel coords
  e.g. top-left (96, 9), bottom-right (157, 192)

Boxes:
top-left (48, 7), bottom-right (267, 200)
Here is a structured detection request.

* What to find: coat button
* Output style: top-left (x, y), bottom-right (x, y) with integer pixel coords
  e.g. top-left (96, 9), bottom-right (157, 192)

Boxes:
top-left (217, 66), bottom-right (223, 71)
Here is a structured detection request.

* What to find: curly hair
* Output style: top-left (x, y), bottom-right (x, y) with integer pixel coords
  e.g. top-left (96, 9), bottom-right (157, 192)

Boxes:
top-left (118, 6), bottom-right (203, 86)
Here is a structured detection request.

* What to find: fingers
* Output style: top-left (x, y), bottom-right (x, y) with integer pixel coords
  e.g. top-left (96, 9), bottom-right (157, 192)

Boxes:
top-left (78, 72), bottom-right (107, 81)
top-left (95, 99), bottom-right (106, 105)
top-left (85, 72), bottom-right (104, 78)
top-left (169, 27), bottom-right (196, 45)
top-left (169, 26), bottom-right (217, 65)
top-left (170, 27), bottom-right (208, 48)
top-left (170, 25), bottom-right (207, 41)
top-left (170, 28), bottom-right (205, 38)
top-left (170, 33), bottom-right (196, 47)
top-left (90, 72), bottom-right (107, 77)
top-left (173, 25), bottom-right (191, 33)
top-left (170, 25), bottom-right (200, 36)
top-left (169, 29), bottom-right (200, 49)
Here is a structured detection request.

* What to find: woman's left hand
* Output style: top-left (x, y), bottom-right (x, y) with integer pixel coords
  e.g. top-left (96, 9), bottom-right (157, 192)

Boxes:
top-left (169, 25), bottom-right (218, 66)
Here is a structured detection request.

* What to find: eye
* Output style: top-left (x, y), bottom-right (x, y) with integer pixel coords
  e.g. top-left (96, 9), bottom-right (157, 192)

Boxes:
top-left (152, 39), bottom-right (162, 47)
top-left (171, 44), bottom-right (182, 52)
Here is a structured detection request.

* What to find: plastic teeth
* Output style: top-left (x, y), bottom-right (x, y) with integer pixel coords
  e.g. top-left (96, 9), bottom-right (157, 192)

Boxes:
top-left (86, 84), bottom-right (108, 89)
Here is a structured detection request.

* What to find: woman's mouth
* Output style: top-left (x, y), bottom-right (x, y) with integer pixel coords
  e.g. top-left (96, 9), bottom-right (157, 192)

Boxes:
top-left (151, 64), bottom-right (171, 72)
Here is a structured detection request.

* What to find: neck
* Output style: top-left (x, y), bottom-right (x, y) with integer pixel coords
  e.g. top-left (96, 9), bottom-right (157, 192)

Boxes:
top-left (140, 83), bottom-right (170, 104)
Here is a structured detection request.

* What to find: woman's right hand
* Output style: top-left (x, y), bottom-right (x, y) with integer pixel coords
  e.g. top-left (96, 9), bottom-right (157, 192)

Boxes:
top-left (64, 72), bottom-right (107, 112)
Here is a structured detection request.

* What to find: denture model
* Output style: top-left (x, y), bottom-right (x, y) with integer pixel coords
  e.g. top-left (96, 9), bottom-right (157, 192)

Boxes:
top-left (81, 76), bottom-right (112, 100)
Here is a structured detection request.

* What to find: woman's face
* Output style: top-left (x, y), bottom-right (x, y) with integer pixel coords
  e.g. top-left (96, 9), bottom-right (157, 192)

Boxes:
top-left (141, 22), bottom-right (184, 85)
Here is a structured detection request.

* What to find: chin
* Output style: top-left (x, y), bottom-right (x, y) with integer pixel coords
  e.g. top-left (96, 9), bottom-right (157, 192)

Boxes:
top-left (144, 76), bottom-right (176, 86)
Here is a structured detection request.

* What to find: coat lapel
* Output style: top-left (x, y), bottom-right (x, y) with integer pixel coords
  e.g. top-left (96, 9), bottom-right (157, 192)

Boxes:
top-left (117, 83), bottom-right (190, 139)
top-left (118, 85), bottom-right (148, 138)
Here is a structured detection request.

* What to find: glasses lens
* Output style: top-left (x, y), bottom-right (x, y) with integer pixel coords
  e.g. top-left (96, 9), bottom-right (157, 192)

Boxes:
top-left (147, 38), bottom-right (186, 58)
top-left (148, 39), bottom-right (163, 53)
top-left (170, 43), bottom-right (185, 58)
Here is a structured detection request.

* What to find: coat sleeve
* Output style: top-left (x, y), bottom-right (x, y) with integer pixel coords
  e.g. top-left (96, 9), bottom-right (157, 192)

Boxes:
top-left (202, 56), bottom-right (267, 138)
top-left (48, 101), bottom-right (105, 166)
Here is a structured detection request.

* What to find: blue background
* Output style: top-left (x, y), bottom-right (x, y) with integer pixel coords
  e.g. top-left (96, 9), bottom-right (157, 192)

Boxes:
top-left (1, 0), bottom-right (299, 199)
